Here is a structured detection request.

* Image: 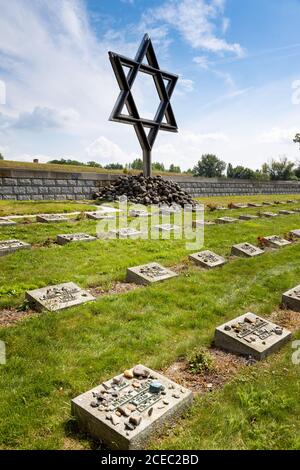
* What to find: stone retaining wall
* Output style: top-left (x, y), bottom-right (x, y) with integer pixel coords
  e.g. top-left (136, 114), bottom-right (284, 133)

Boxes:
top-left (1, 167), bottom-right (300, 200)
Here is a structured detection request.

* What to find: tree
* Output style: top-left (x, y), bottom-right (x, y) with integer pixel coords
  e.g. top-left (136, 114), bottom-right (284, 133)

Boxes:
top-left (152, 162), bottom-right (165, 172)
top-left (168, 164), bottom-right (181, 173)
top-left (226, 164), bottom-right (256, 180)
top-left (47, 158), bottom-right (84, 166)
top-left (131, 158), bottom-right (143, 170)
top-left (192, 154), bottom-right (226, 178)
top-left (265, 157), bottom-right (295, 181)
top-left (0, 152), bottom-right (3, 160)
top-left (104, 163), bottom-right (123, 170)
top-left (87, 161), bottom-right (102, 168)
top-left (293, 133), bottom-right (300, 149)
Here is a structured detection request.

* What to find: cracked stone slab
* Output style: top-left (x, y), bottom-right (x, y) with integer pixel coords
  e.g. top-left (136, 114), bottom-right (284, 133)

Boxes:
top-left (282, 284), bottom-right (300, 312)
top-left (71, 365), bottom-right (193, 450)
top-left (239, 214), bottom-right (259, 221)
top-left (263, 235), bottom-right (291, 248)
top-left (26, 282), bottom-right (95, 312)
top-left (0, 217), bottom-right (16, 226)
top-left (36, 214), bottom-right (69, 223)
top-left (231, 243), bottom-right (264, 258)
top-left (189, 250), bottom-right (227, 269)
top-left (56, 233), bottom-right (97, 245)
top-left (126, 262), bottom-right (178, 285)
top-left (85, 212), bottom-right (115, 220)
top-left (0, 239), bottom-right (31, 257)
top-left (216, 217), bottom-right (239, 224)
top-left (214, 312), bottom-right (291, 360)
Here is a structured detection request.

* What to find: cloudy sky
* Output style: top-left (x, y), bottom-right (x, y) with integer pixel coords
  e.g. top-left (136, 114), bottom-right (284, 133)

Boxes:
top-left (0, 0), bottom-right (300, 170)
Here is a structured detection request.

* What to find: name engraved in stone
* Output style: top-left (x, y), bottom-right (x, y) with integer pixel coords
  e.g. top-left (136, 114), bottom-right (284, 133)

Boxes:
top-left (263, 236), bottom-right (291, 248)
top-left (189, 250), bottom-right (226, 269)
top-left (26, 282), bottom-right (95, 311)
top-left (231, 243), bottom-right (264, 258)
top-left (56, 233), bottom-right (97, 245)
top-left (216, 217), bottom-right (238, 224)
top-left (36, 214), bottom-right (69, 223)
top-left (0, 239), bottom-right (31, 256)
top-left (126, 263), bottom-right (178, 285)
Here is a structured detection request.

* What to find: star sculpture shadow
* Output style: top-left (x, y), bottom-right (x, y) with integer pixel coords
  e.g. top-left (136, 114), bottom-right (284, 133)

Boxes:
top-left (108, 34), bottom-right (178, 175)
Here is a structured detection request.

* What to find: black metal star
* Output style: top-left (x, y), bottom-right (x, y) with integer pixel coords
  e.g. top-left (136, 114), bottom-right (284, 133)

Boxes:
top-left (108, 34), bottom-right (178, 176)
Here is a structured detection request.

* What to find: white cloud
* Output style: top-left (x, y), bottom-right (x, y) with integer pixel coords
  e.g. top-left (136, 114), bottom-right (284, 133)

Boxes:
top-left (259, 127), bottom-right (298, 144)
top-left (85, 136), bottom-right (134, 164)
top-left (193, 56), bottom-right (210, 69)
top-left (141, 0), bottom-right (244, 57)
top-left (176, 77), bottom-right (194, 95)
top-left (14, 106), bottom-right (80, 130)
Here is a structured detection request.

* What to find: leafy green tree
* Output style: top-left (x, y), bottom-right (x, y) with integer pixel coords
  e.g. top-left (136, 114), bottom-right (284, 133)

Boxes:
top-left (168, 164), bottom-right (181, 173)
top-left (104, 163), bottom-right (124, 170)
top-left (87, 161), bottom-right (102, 168)
top-left (131, 158), bottom-right (143, 170)
top-left (265, 157), bottom-right (295, 181)
top-left (192, 154), bottom-right (226, 178)
top-left (293, 133), bottom-right (300, 149)
top-left (227, 164), bottom-right (256, 180)
top-left (152, 162), bottom-right (165, 172)
top-left (47, 158), bottom-right (84, 166)
top-left (0, 152), bottom-right (4, 160)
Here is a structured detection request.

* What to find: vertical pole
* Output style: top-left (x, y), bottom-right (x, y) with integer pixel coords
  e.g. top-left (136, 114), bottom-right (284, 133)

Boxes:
top-left (143, 149), bottom-right (152, 177)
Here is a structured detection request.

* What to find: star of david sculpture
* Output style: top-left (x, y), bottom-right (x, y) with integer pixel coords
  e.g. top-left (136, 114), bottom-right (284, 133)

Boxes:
top-left (109, 34), bottom-right (178, 177)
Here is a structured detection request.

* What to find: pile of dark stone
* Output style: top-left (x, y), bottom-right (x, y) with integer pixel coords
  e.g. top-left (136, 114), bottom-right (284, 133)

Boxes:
top-left (93, 174), bottom-right (196, 207)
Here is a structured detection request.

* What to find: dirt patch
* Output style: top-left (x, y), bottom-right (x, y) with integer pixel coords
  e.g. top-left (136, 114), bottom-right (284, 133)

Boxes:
top-left (0, 308), bottom-right (37, 327)
top-left (88, 281), bottom-right (142, 298)
top-left (269, 309), bottom-right (300, 333)
top-left (163, 349), bottom-right (248, 394)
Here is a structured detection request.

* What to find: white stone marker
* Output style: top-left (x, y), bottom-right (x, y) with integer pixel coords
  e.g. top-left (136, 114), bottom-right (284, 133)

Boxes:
top-left (56, 233), bottom-right (97, 245)
top-left (26, 282), bottom-right (95, 312)
top-left (85, 211), bottom-right (115, 220)
top-left (0, 239), bottom-right (31, 257)
top-left (216, 217), bottom-right (239, 224)
top-left (189, 250), bottom-right (227, 269)
top-left (0, 217), bottom-right (16, 226)
top-left (239, 214), bottom-right (259, 221)
top-left (282, 284), bottom-right (300, 312)
top-left (155, 224), bottom-right (180, 232)
top-left (126, 262), bottom-right (178, 285)
top-left (231, 243), bottom-right (264, 258)
top-left (289, 229), bottom-right (300, 238)
top-left (36, 214), bottom-right (69, 223)
top-left (128, 209), bottom-right (151, 218)
top-left (214, 313), bottom-right (291, 360)
top-left (260, 212), bottom-right (278, 218)
top-left (263, 235), bottom-right (291, 248)
top-left (108, 228), bottom-right (143, 239)
top-left (279, 210), bottom-right (296, 215)
top-left (71, 364), bottom-right (193, 450)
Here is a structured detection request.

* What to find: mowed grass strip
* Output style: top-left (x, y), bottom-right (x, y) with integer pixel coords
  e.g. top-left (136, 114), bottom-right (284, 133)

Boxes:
top-left (0, 197), bottom-right (300, 449)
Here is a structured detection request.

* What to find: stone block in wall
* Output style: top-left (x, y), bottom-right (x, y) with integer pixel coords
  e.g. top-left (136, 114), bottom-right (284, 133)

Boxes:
top-left (3, 178), bottom-right (18, 185)
top-left (32, 179), bottom-right (44, 186)
top-left (32, 195), bottom-right (44, 201)
top-left (44, 179), bottom-right (56, 186)
top-left (26, 187), bottom-right (39, 195)
top-left (17, 195), bottom-right (30, 200)
top-left (55, 195), bottom-right (66, 200)
top-left (3, 195), bottom-right (17, 200)
top-left (19, 179), bottom-right (32, 185)
top-left (67, 180), bottom-right (77, 186)
top-left (48, 187), bottom-right (61, 194)
top-left (38, 187), bottom-right (49, 194)
top-left (13, 186), bottom-right (26, 195)
top-left (56, 179), bottom-right (69, 186)
top-left (75, 194), bottom-right (85, 200)
top-left (60, 187), bottom-right (74, 195)
top-left (73, 186), bottom-right (83, 194)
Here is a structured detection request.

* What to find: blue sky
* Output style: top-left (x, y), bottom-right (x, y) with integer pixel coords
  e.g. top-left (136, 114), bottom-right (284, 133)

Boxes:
top-left (0, 0), bottom-right (300, 170)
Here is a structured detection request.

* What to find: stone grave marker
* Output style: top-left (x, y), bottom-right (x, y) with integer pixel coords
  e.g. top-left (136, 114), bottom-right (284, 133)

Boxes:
top-left (260, 212), bottom-right (278, 218)
top-left (155, 224), bottom-right (180, 232)
top-left (128, 209), bottom-right (151, 218)
top-left (56, 233), bottom-right (97, 245)
top-left (159, 205), bottom-right (181, 215)
top-left (71, 364), bottom-right (193, 450)
top-left (189, 250), bottom-right (226, 269)
top-left (231, 203), bottom-right (248, 209)
top-left (0, 239), bottom-right (31, 257)
top-left (214, 312), bottom-right (291, 360)
top-left (98, 206), bottom-right (122, 214)
top-left (239, 214), bottom-right (259, 221)
top-left (293, 208), bottom-right (300, 213)
top-left (0, 217), bottom-right (16, 227)
top-left (36, 214), bottom-right (69, 223)
top-left (85, 212), bottom-right (115, 220)
top-left (109, 228), bottom-right (143, 239)
top-left (193, 220), bottom-right (216, 228)
top-left (126, 262), bottom-right (178, 285)
top-left (286, 200), bottom-right (295, 203)
top-left (216, 217), bottom-right (239, 224)
top-left (26, 282), bottom-right (95, 312)
top-left (289, 229), bottom-right (300, 238)
top-left (263, 235), bottom-right (291, 248)
top-left (282, 284), bottom-right (300, 312)
top-left (279, 210), bottom-right (296, 215)
top-left (248, 203), bottom-right (262, 208)
top-left (231, 243), bottom-right (264, 258)
top-left (262, 202), bottom-right (273, 206)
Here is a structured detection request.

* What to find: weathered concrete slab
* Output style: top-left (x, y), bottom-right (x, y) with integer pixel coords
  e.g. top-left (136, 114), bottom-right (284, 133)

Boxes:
top-left (239, 214), bottom-right (259, 221)
top-left (71, 365), bottom-right (193, 450)
top-left (126, 263), bottom-right (178, 285)
top-left (189, 250), bottom-right (226, 269)
top-left (128, 209), bottom-right (151, 218)
top-left (193, 220), bottom-right (216, 228)
top-left (231, 204), bottom-right (248, 209)
top-left (248, 203), bottom-right (262, 208)
top-left (0, 217), bottom-right (16, 226)
top-left (282, 284), bottom-right (300, 312)
top-left (85, 211), bottom-right (115, 220)
top-left (231, 243), bottom-right (264, 258)
top-left (56, 233), bottom-right (97, 245)
top-left (0, 239), bottom-right (31, 257)
top-left (279, 210), bottom-right (296, 215)
top-left (260, 212), bottom-right (278, 218)
top-left (216, 217), bottom-right (239, 224)
top-left (155, 224), bottom-right (180, 232)
top-left (26, 282), bottom-right (95, 312)
top-left (289, 229), bottom-right (300, 238)
top-left (36, 214), bottom-right (69, 223)
top-left (108, 228), bottom-right (143, 239)
top-left (263, 235), bottom-right (291, 248)
top-left (214, 312), bottom-right (291, 360)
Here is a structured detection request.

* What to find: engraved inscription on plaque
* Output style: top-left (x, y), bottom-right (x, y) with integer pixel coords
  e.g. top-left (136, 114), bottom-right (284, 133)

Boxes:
top-left (216, 217), bottom-right (239, 224)
top-left (85, 212), bottom-right (115, 220)
top-left (231, 243), bottom-right (264, 258)
top-left (56, 233), bottom-right (97, 245)
top-left (126, 262), bottom-right (178, 285)
top-left (279, 210), bottom-right (296, 215)
top-left (155, 224), bottom-right (180, 232)
top-left (261, 212), bottom-right (278, 218)
top-left (189, 250), bottom-right (226, 269)
top-left (263, 235), bottom-right (291, 248)
top-left (0, 239), bottom-right (31, 257)
top-left (239, 214), bottom-right (259, 221)
top-left (108, 228), bottom-right (143, 238)
top-left (36, 214), bottom-right (69, 223)
top-left (214, 313), bottom-right (291, 360)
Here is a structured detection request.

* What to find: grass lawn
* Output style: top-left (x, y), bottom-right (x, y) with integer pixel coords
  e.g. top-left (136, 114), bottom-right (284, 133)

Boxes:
top-left (0, 195), bottom-right (300, 450)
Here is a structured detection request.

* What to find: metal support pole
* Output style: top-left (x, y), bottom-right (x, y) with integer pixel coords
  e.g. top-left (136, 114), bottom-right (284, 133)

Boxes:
top-left (143, 149), bottom-right (152, 177)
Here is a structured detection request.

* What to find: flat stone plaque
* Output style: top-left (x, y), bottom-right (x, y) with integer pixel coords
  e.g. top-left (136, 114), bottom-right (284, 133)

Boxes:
top-left (26, 282), bottom-right (95, 312)
top-left (262, 202), bottom-right (273, 206)
top-left (216, 217), bottom-right (239, 224)
top-left (71, 365), bottom-right (193, 450)
top-left (261, 212), bottom-right (278, 218)
top-left (248, 203), bottom-right (262, 208)
top-left (293, 208), bottom-right (300, 213)
top-left (282, 284), bottom-right (300, 312)
top-left (155, 224), bottom-right (180, 232)
top-left (193, 220), bottom-right (216, 228)
top-left (289, 229), bottom-right (300, 238)
top-left (0, 217), bottom-right (16, 226)
top-left (214, 312), bottom-right (291, 360)
top-left (239, 214), bottom-right (259, 221)
top-left (159, 206), bottom-right (181, 215)
top-left (279, 210), bottom-right (296, 215)
top-left (128, 210), bottom-right (151, 218)
top-left (189, 250), bottom-right (226, 269)
top-left (231, 204), bottom-right (248, 209)
top-left (126, 262), bottom-right (178, 285)
top-left (85, 212), bottom-right (115, 220)
top-left (56, 233), bottom-right (97, 245)
top-left (0, 239), bottom-right (31, 257)
top-left (109, 228), bottom-right (143, 239)
top-left (99, 206), bottom-right (122, 214)
top-left (231, 243), bottom-right (264, 258)
top-left (263, 235), bottom-right (291, 248)
top-left (36, 214), bottom-right (69, 223)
